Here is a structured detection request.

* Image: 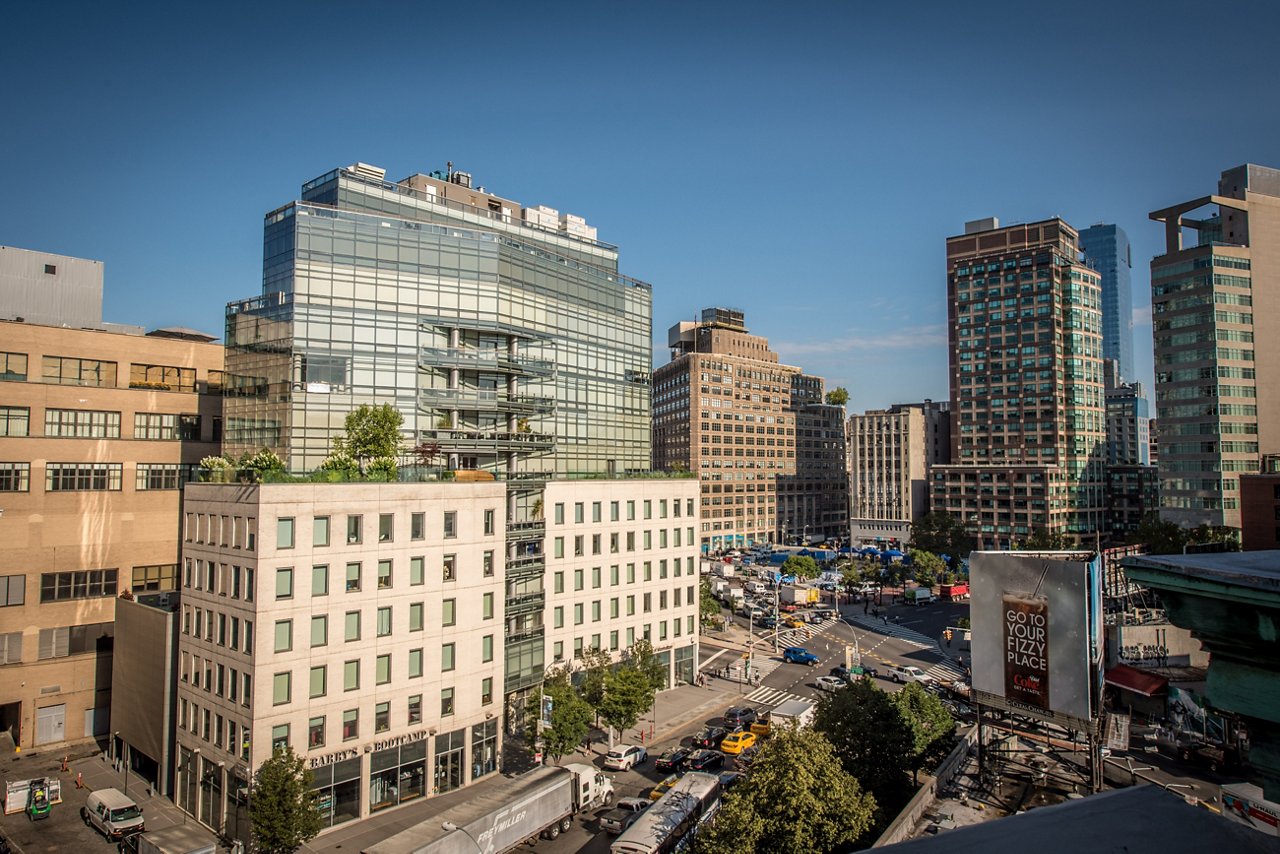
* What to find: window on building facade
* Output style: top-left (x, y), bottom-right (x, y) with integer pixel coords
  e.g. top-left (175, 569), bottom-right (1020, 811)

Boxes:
top-left (0, 463), bottom-right (30, 492)
top-left (42, 355), bottom-right (116, 387)
top-left (45, 463), bottom-right (121, 491)
top-left (45, 408), bottom-right (120, 438)
top-left (40, 570), bottom-right (117, 602)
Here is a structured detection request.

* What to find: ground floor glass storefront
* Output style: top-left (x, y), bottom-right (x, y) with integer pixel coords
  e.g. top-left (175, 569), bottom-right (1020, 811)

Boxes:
top-left (674, 645), bottom-right (696, 687)
top-left (370, 738), bottom-right (427, 812)
top-left (311, 757), bottom-right (362, 829)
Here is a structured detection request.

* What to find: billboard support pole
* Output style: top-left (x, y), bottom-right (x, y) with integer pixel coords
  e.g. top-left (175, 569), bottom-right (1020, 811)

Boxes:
top-left (975, 702), bottom-right (986, 783)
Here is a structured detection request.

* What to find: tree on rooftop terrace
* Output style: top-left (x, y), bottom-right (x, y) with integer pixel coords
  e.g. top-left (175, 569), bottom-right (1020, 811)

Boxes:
top-left (825, 386), bottom-right (850, 407)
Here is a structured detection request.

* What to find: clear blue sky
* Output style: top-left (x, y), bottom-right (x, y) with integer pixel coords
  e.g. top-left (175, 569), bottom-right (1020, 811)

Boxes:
top-left (4, 1), bottom-right (1278, 410)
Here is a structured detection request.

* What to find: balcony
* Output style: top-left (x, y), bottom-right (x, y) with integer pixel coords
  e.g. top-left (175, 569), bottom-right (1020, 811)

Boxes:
top-left (507, 519), bottom-right (546, 540)
top-left (505, 591), bottom-right (546, 618)
top-left (417, 427), bottom-right (555, 454)
top-left (418, 347), bottom-right (555, 378)
top-left (417, 388), bottom-right (555, 415)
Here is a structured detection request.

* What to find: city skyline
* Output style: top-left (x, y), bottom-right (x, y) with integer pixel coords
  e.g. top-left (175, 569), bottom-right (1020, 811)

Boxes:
top-left (4, 2), bottom-right (1280, 410)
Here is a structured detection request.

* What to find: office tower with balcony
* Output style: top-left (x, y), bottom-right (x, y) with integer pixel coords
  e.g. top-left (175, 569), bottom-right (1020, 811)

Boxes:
top-left (931, 218), bottom-right (1107, 548)
top-left (652, 307), bottom-right (846, 550)
top-left (1079, 224), bottom-right (1135, 382)
top-left (223, 162), bottom-right (652, 478)
top-left (1149, 163), bottom-right (1280, 531)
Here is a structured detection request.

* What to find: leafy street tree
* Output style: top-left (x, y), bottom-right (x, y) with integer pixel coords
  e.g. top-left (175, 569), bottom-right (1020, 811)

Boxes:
top-left (249, 746), bottom-right (324, 854)
top-left (1020, 527), bottom-right (1068, 550)
top-left (695, 726), bottom-right (875, 854)
top-left (813, 679), bottom-right (914, 815)
top-left (909, 549), bottom-right (944, 588)
top-left (526, 666), bottom-right (593, 763)
top-left (597, 665), bottom-right (655, 746)
top-left (327, 404), bottom-right (404, 477)
top-left (625, 638), bottom-right (668, 691)
top-left (824, 386), bottom-right (850, 407)
top-left (891, 683), bottom-right (957, 784)
top-left (782, 554), bottom-right (820, 581)
top-left (1129, 512), bottom-right (1186, 554)
top-left (578, 647), bottom-right (613, 715)
top-left (909, 511), bottom-right (973, 557)
top-left (238, 448), bottom-right (286, 476)
top-left (700, 577), bottom-right (723, 627)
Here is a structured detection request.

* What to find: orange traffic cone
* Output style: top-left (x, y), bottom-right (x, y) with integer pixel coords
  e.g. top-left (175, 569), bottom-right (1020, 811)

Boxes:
top-left (76, 772), bottom-right (84, 789)
top-left (61, 755), bottom-right (69, 772)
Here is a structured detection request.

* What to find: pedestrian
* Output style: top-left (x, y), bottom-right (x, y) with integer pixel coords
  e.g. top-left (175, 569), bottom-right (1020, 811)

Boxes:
top-left (864, 600), bottom-right (869, 615)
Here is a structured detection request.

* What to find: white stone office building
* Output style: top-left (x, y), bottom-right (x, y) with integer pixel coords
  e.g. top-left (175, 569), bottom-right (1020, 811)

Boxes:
top-left (175, 481), bottom-right (507, 838)
top-left (174, 476), bottom-right (699, 839)
top-left (542, 479), bottom-right (701, 688)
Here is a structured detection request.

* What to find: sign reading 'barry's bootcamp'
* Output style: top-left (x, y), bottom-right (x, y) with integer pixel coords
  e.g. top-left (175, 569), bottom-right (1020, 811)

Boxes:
top-left (1003, 593), bottom-right (1050, 710)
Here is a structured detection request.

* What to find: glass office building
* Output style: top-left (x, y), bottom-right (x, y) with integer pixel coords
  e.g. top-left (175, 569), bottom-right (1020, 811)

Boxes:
top-left (1079, 223), bottom-right (1135, 383)
top-left (224, 163), bottom-right (653, 477)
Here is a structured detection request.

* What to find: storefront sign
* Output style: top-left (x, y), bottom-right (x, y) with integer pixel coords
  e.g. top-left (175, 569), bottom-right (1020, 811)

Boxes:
top-left (309, 729), bottom-right (431, 769)
top-left (309, 748), bottom-right (361, 770)
top-left (371, 729), bottom-right (430, 754)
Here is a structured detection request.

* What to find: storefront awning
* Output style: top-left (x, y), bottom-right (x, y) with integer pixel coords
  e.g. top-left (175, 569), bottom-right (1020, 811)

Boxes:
top-left (1105, 664), bottom-right (1168, 697)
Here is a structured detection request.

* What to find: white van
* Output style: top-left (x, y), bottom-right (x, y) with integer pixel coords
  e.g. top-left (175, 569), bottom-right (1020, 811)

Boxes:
top-left (82, 787), bottom-right (145, 840)
top-left (745, 581), bottom-right (767, 596)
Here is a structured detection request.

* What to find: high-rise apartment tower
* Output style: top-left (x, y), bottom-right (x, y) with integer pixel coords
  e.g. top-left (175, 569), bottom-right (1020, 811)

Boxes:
top-left (931, 218), bottom-right (1106, 547)
top-left (1079, 224), bottom-right (1135, 382)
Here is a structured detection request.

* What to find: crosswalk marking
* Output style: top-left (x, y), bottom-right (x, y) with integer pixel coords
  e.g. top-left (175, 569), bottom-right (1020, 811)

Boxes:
top-left (745, 686), bottom-right (808, 707)
top-left (925, 660), bottom-right (966, 682)
top-left (844, 615), bottom-right (937, 650)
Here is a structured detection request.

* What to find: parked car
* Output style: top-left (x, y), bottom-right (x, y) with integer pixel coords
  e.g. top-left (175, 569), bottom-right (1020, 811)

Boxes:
top-left (720, 731), bottom-right (758, 755)
top-left (649, 774), bottom-right (682, 801)
top-left (831, 664), bottom-right (878, 682)
top-left (718, 771), bottom-right (745, 790)
top-left (1177, 740), bottom-right (1241, 773)
top-left (603, 744), bottom-right (648, 771)
top-left (82, 788), bottom-right (145, 841)
top-left (783, 647), bottom-right (819, 666)
top-left (655, 747), bottom-right (693, 772)
top-left (815, 675), bottom-right (846, 693)
top-left (599, 798), bottom-right (651, 834)
top-left (692, 726), bottom-right (729, 749)
top-left (685, 749), bottom-right (725, 772)
top-left (723, 706), bottom-right (759, 729)
top-left (885, 664), bottom-right (932, 684)
top-left (734, 746), bottom-right (760, 771)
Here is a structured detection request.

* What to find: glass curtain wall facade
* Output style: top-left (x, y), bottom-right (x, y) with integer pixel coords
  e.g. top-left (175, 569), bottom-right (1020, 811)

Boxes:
top-left (224, 165), bottom-right (652, 477)
top-left (1079, 224), bottom-right (1135, 383)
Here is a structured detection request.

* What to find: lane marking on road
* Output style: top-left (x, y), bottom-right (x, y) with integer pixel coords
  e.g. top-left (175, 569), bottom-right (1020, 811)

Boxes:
top-left (701, 649), bottom-right (730, 669)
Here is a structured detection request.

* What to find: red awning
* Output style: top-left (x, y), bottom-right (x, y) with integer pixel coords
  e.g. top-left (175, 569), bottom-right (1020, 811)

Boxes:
top-left (1106, 664), bottom-right (1169, 697)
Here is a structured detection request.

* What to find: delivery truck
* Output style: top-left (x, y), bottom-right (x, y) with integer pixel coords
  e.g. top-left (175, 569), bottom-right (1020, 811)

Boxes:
top-left (120, 824), bottom-right (218, 854)
top-left (362, 763), bottom-right (614, 854)
top-left (769, 699), bottom-right (816, 730)
top-left (779, 585), bottom-right (819, 606)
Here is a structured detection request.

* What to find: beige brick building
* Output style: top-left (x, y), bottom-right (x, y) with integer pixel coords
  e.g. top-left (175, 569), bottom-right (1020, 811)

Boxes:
top-left (0, 317), bottom-right (222, 753)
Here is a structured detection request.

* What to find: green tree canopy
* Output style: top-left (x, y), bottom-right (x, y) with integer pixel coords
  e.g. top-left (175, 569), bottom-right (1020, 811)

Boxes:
top-left (250, 746), bottom-right (324, 854)
top-left (813, 678), bottom-right (915, 815)
top-left (891, 683), bottom-right (957, 784)
top-left (909, 549), bottom-right (944, 588)
top-left (910, 511), bottom-right (973, 557)
top-left (526, 666), bottom-right (593, 763)
top-left (597, 665), bottom-right (655, 743)
top-left (577, 647), bottom-right (613, 713)
top-left (625, 638), bottom-right (668, 691)
top-left (825, 387), bottom-right (850, 407)
top-left (695, 726), bottom-right (875, 854)
top-left (1020, 527), bottom-right (1069, 550)
top-left (700, 577), bottom-right (723, 627)
top-left (328, 404), bottom-right (404, 477)
top-left (782, 555), bottom-right (820, 581)
top-left (1129, 512), bottom-right (1185, 554)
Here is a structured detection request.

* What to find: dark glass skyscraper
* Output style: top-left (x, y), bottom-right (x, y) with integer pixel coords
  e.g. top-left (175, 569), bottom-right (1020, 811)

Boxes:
top-left (1079, 223), bottom-right (1135, 382)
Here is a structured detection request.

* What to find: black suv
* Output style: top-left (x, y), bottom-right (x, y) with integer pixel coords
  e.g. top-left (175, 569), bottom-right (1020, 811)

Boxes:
top-left (685, 749), bottom-right (724, 772)
top-left (722, 706), bottom-right (759, 729)
top-left (655, 747), bottom-right (693, 772)
top-left (692, 726), bottom-right (729, 749)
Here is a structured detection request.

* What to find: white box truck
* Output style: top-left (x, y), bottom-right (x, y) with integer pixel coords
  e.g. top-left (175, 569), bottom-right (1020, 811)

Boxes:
top-left (121, 824), bottom-right (218, 854)
top-left (363, 763), bottom-right (613, 854)
top-left (769, 699), bottom-right (816, 730)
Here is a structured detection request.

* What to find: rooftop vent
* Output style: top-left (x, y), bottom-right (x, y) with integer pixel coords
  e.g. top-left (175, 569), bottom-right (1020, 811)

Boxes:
top-left (348, 162), bottom-right (387, 182)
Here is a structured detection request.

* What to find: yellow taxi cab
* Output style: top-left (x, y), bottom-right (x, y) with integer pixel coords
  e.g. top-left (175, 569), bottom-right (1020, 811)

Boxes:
top-left (720, 731), bottom-right (757, 755)
top-left (649, 774), bottom-right (681, 800)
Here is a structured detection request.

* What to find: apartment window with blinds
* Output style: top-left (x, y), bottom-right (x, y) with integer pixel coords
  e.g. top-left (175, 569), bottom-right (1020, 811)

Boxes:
top-left (131, 564), bottom-right (177, 592)
top-left (38, 622), bottom-right (113, 659)
top-left (44, 408), bottom-right (120, 438)
top-left (0, 407), bottom-right (29, 437)
top-left (0, 575), bottom-right (25, 606)
top-left (40, 569), bottom-right (118, 602)
top-left (42, 355), bottom-right (116, 387)
top-left (0, 463), bottom-right (30, 492)
top-left (0, 632), bottom-right (22, 665)
top-left (136, 463), bottom-right (196, 490)
top-left (46, 463), bottom-right (122, 491)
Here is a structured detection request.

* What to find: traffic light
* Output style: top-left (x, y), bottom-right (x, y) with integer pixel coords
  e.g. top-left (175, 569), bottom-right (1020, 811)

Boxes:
top-left (944, 629), bottom-right (953, 642)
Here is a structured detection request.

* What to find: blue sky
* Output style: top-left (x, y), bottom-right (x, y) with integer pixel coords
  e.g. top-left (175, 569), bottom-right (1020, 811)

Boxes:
top-left (4, 1), bottom-right (1279, 410)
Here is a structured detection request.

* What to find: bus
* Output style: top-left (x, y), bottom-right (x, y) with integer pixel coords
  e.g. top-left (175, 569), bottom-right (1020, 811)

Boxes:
top-left (611, 771), bottom-right (721, 854)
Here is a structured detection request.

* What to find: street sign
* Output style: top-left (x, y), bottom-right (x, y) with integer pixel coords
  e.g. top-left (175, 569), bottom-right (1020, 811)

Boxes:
top-left (1105, 711), bottom-right (1131, 752)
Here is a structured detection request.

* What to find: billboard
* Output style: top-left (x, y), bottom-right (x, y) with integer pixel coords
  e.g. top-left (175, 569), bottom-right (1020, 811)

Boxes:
top-left (970, 551), bottom-right (1102, 727)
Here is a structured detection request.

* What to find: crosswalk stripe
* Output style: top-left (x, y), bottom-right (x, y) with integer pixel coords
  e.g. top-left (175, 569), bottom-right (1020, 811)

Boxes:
top-left (745, 686), bottom-right (807, 707)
